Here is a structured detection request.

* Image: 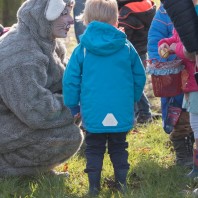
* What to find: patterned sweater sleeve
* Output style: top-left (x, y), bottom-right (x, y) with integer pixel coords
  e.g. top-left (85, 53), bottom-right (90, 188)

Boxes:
top-left (0, 63), bottom-right (73, 130)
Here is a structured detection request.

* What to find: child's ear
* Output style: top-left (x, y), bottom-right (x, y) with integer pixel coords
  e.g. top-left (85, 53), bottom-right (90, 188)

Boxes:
top-left (45, 0), bottom-right (66, 21)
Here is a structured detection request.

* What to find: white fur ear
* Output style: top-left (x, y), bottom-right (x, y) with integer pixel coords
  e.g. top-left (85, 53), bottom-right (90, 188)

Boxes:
top-left (45, 0), bottom-right (66, 21)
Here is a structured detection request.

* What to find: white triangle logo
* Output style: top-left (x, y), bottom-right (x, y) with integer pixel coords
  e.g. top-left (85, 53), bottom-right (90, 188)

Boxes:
top-left (102, 113), bottom-right (118, 126)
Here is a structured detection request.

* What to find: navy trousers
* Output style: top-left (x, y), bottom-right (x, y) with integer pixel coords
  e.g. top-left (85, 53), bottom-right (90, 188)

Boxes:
top-left (84, 132), bottom-right (130, 173)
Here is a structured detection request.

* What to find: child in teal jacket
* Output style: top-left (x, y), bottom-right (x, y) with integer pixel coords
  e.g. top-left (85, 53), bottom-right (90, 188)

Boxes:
top-left (63, 0), bottom-right (146, 195)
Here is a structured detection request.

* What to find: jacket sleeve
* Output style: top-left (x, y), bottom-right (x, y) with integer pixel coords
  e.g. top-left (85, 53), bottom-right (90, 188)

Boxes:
top-left (148, 4), bottom-right (175, 62)
top-left (0, 63), bottom-right (74, 130)
top-left (164, 0), bottom-right (198, 52)
top-left (174, 42), bottom-right (186, 60)
top-left (158, 33), bottom-right (176, 47)
top-left (148, 5), bottom-right (175, 61)
top-left (62, 46), bottom-right (83, 108)
top-left (129, 43), bottom-right (146, 102)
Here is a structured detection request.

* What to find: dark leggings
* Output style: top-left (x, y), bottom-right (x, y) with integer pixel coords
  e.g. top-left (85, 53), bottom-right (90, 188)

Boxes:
top-left (84, 132), bottom-right (129, 173)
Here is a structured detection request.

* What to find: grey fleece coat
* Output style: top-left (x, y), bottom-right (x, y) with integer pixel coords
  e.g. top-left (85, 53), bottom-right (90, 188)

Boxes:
top-left (0, 0), bottom-right (83, 176)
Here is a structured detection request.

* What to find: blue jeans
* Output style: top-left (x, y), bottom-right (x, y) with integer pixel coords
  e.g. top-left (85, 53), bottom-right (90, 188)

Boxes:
top-left (135, 54), bottom-right (151, 119)
top-left (73, 0), bottom-right (86, 43)
top-left (84, 132), bottom-right (129, 173)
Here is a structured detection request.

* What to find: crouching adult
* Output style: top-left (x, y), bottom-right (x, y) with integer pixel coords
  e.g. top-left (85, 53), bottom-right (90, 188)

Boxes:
top-left (0, 0), bottom-right (83, 177)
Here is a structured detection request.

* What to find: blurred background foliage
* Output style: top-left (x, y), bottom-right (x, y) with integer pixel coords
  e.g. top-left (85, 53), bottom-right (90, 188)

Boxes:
top-left (0, 0), bottom-right (160, 27)
top-left (0, 0), bottom-right (25, 26)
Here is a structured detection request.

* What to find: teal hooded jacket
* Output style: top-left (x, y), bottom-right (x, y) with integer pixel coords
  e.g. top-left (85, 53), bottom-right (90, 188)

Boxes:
top-left (63, 21), bottom-right (146, 133)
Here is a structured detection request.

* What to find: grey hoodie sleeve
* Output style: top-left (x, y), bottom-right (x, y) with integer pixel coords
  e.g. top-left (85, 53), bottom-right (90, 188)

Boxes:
top-left (0, 63), bottom-right (74, 130)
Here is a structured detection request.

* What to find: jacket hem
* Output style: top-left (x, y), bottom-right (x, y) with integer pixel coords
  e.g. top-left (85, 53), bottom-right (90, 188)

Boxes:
top-left (85, 125), bottom-right (133, 133)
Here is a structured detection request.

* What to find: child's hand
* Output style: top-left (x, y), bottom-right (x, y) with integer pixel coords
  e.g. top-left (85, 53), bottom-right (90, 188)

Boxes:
top-left (169, 43), bottom-right (176, 53)
top-left (118, 26), bottom-right (125, 33)
top-left (69, 105), bottom-right (80, 117)
top-left (74, 112), bottom-right (80, 120)
top-left (158, 43), bottom-right (170, 58)
top-left (74, 113), bottom-right (81, 125)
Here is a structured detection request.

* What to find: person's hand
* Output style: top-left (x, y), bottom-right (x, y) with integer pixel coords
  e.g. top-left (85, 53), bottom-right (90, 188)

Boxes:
top-left (68, 106), bottom-right (81, 124)
top-left (74, 112), bottom-right (80, 121)
top-left (118, 26), bottom-right (125, 33)
top-left (158, 43), bottom-right (170, 58)
top-left (74, 113), bottom-right (81, 125)
top-left (169, 43), bottom-right (176, 53)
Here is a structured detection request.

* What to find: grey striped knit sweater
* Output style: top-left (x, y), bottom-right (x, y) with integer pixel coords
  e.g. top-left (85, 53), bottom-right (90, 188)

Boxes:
top-left (0, 0), bottom-right (83, 176)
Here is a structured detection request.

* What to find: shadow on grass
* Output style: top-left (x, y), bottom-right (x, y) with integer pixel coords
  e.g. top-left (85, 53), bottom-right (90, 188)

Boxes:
top-left (126, 159), bottom-right (193, 198)
top-left (0, 160), bottom-right (196, 198)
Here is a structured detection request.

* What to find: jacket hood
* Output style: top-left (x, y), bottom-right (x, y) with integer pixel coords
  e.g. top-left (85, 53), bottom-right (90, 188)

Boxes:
top-left (80, 21), bottom-right (127, 56)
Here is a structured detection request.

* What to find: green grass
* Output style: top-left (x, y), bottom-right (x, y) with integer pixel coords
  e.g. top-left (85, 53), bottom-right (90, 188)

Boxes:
top-left (0, 120), bottom-right (197, 198)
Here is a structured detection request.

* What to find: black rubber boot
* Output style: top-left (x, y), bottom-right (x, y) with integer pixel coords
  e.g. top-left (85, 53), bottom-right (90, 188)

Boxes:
top-left (114, 169), bottom-right (128, 192)
top-left (171, 135), bottom-right (193, 167)
top-left (88, 171), bottom-right (101, 196)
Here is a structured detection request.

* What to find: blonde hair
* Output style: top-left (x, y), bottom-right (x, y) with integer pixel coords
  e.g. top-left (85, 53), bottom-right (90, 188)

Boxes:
top-left (79, 0), bottom-right (118, 26)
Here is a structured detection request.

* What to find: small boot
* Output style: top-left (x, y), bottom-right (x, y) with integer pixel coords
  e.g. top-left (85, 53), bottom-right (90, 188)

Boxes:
top-left (187, 149), bottom-right (198, 178)
top-left (88, 171), bottom-right (101, 196)
top-left (114, 169), bottom-right (128, 192)
top-left (171, 135), bottom-right (193, 167)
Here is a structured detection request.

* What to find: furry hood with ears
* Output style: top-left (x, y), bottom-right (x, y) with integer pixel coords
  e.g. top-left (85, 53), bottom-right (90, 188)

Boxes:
top-left (45, 0), bottom-right (74, 21)
top-left (45, 0), bottom-right (66, 21)
top-left (17, 0), bottom-right (74, 40)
